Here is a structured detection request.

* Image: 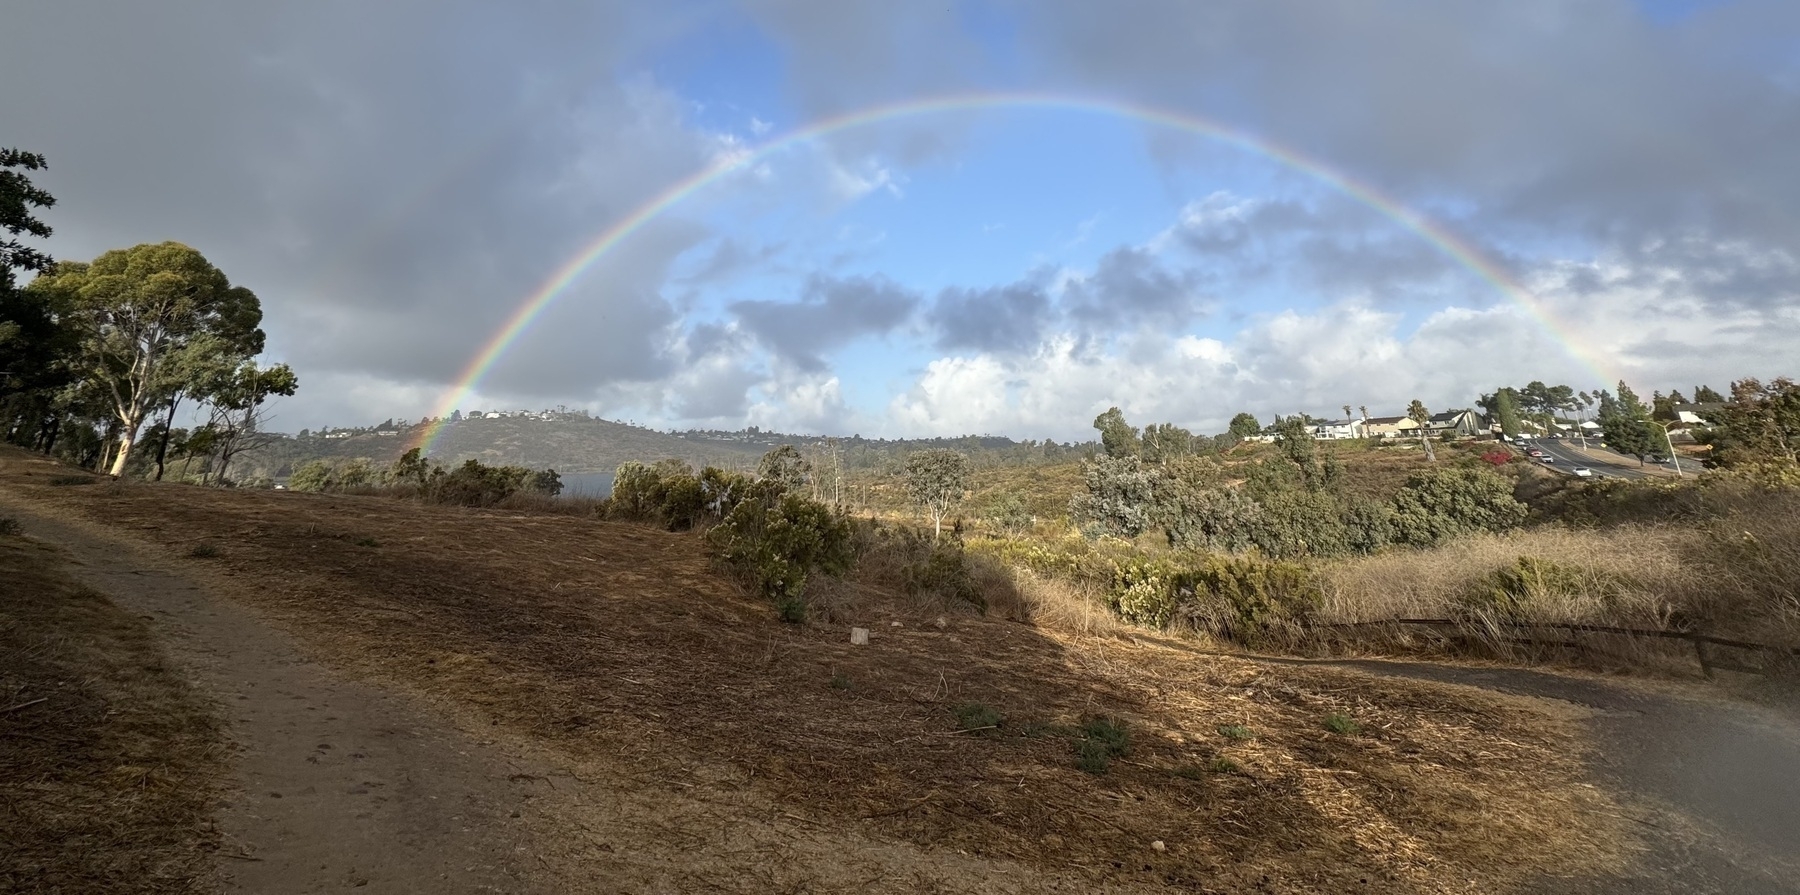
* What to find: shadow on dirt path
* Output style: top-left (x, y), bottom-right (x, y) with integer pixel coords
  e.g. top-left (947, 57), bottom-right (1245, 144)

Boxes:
top-left (1, 503), bottom-right (560, 894)
top-left (1256, 657), bottom-right (1800, 894)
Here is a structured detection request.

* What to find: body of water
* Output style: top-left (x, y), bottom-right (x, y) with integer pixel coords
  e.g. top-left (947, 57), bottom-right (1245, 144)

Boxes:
top-left (558, 471), bottom-right (614, 497)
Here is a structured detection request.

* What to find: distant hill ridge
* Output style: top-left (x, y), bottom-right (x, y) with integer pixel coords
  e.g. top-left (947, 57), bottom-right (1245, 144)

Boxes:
top-left (241, 415), bottom-right (1082, 478)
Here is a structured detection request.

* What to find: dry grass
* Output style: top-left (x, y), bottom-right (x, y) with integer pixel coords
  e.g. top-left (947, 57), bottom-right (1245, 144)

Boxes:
top-left (0, 446), bottom-right (1645, 893)
top-left (1318, 526), bottom-right (1689, 627)
top-left (0, 525), bottom-right (225, 894)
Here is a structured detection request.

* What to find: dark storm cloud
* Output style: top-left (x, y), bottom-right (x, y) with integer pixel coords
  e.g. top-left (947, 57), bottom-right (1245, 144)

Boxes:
top-left (1063, 247), bottom-right (1209, 327)
top-left (730, 273), bottom-right (920, 370)
top-left (1012, 0), bottom-right (1800, 297)
top-left (0, 1), bottom-right (714, 403)
top-left (928, 279), bottom-right (1055, 354)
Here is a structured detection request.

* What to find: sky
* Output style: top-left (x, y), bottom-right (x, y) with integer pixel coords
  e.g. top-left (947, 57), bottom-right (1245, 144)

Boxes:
top-left (4, 0), bottom-right (1798, 441)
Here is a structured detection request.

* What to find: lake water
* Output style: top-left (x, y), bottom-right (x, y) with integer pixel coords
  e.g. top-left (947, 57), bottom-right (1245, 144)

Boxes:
top-left (558, 471), bottom-right (614, 497)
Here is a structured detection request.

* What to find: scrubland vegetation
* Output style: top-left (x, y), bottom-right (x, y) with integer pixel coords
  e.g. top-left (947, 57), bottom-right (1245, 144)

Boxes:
top-left (269, 389), bottom-right (1800, 680)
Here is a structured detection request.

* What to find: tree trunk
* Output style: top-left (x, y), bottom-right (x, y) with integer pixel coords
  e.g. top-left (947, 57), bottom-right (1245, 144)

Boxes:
top-left (108, 408), bottom-right (147, 477)
top-left (153, 393), bottom-right (181, 481)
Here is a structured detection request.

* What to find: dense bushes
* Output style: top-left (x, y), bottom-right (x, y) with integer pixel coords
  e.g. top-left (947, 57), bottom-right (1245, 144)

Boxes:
top-left (286, 451), bottom-right (561, 508)
top-left (971, 536), bottom-right (1321, 642)
top-left (705, 482), bottom-right (853, 621)
top-left (1389, 467), bottom-right (1527, 546)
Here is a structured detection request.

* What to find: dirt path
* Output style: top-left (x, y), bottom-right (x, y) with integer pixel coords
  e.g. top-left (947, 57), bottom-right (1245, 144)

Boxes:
top-left (1267, 658), bottom-right (1800, 895)
top-left (1, 504), bottom-right (560, 894)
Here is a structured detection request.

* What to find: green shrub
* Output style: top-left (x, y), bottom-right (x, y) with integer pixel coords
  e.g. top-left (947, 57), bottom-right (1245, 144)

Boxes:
top-left (1390, 466), bottom-right (1527, 547)
top-left (1457, 555), bottom-right (1628, 620)
top-left (424, 459), bottom-right (552, 507)
top-left (985, 490), bottom-right (1034, 536)
top-left (610, 460), bottom-right (709, 529)
top-left (1217, 723), bottom-right (1253, 741)
top-left (1076, 716), bottom-right (1130, 774)
top-left (953, 703), bottom-right (1003, 734)
top-left (1324, 713), bottom-right (1361, 735)
top-left (287, 460), bottom-right (334, 492)
top-left (705, 486), bottom-right (853, 610)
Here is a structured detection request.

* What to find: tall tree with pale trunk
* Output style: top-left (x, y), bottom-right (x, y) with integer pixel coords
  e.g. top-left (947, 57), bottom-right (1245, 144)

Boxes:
top-left (30, 242), bottom-right (263, 475)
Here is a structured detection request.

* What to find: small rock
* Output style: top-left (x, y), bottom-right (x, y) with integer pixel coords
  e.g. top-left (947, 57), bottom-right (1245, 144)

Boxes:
top-left (934, 616), bottom-right (948, 629)
top-left (850, 627), bottom-right (870, 646)
top-left (1151, 840), bottom-right (1166, 852)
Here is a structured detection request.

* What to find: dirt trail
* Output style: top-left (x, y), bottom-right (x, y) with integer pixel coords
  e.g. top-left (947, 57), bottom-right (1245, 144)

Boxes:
top-left (1268, 658), bottom-right (1800, 895)
top-left (1, 493), bottom-right (1153, 894)
top-left (2, 503), bottom-right (559, 893)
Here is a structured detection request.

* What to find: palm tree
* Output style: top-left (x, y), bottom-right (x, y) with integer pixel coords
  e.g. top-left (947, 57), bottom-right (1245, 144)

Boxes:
top-left (1408, 399), bottom-right (1436, 462)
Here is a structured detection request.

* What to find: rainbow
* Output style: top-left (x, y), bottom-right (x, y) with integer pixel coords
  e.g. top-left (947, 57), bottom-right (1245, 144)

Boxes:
top-left (412, 91), bottom-right (1610, 454)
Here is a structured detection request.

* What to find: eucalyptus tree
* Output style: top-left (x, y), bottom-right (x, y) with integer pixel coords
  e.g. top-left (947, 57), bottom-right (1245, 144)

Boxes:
top-left (28, 242), bottom-right (264, 475)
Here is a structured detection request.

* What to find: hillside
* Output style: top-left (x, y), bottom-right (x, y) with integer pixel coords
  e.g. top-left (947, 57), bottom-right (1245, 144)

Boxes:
top-left (231, 415), bottom-right (769, 479)
top-left (0, 447), bottom-right (1651, 892)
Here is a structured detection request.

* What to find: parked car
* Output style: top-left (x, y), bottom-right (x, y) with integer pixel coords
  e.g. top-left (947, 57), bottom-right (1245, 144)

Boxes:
top-left (1573, 467), bottom-right (1593, 477)
top-left (1528, 449), bottom-right (1545, 458)
top-left (1539, 456), bottom-right (1555, 463)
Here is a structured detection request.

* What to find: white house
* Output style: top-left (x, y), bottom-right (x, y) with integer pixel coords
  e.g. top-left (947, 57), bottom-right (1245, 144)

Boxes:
top-left (1309, 418), bottom-right (1363, 440)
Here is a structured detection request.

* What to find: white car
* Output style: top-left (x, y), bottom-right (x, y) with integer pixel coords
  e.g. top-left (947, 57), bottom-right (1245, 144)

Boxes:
top-left (1573, 467), bottom-right (1593, 477)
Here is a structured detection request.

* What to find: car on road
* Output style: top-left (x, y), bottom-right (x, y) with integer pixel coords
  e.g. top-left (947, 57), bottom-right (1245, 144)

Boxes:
top-left (1573, 467), bottom-right (1593, 477)
top-left (1528, 449), bottom-right (1545, 458)
top-left (1539, 455), bottom-right (1555, 463)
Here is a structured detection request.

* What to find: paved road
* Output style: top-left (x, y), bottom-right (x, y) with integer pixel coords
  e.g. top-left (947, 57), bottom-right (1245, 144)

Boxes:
top-left (1260, 657), bottom-right (1800, 894)
top-left (1523, 437), bottom-right (1660, 480)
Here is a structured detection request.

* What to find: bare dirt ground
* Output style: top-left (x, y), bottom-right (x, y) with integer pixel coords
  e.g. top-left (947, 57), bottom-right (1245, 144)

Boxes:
top-left (4, 445), bottom-right (1792, 893)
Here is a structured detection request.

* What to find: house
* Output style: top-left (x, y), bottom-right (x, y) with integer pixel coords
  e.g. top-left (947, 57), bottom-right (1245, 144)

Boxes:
top-left (1673, 403), bottom-right (1725, 425)
top-left (324, 431), bottom-right (352, 440)
top-left (1424, 409), bottom-right (1485, 437)
top-left (485, 412), bottom-right (502, 419)
top-left (376, 430), bottom-right (399, 437)
top-left (1361, 416), bottom-right (1417, 439)
top-left (1309, 418), bottom-right (1363, 440)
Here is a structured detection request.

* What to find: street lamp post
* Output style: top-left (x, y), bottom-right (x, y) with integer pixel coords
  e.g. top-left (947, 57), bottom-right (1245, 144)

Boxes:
top-left (1661, 423), bottom-right (1683, 478)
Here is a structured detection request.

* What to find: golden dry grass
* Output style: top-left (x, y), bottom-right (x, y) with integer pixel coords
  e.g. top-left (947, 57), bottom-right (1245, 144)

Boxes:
top-left (0, 447), bottom-right (1645, 893)
top-left (0, 523), bottom-right (225, 894)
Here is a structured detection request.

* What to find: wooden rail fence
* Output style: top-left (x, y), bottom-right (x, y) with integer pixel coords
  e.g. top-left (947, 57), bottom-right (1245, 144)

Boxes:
top-left (1312, 618), bottom-right (1800, 678)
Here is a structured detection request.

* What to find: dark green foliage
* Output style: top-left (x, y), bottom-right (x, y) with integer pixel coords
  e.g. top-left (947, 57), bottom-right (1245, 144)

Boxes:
top-left (426, 459), bottom-right (560, 507)
top-left (1093, 406), bottom-right (1140, 457)
top-left (902, 448), bottom-right (972, 539)
top-left (1217, 723), bottom-right (1254, 741)
top-left (984, 490), bottom-right (1033, 536)
top-left (756, 444), bottom-right (812, 492)
top-left (1070, 453), bottom-right (1158, 538)
top-left (953, 703), bottom-right (1003, 734)
top-left (1390, 467), bottom-right (1527, 547)
top-left (1599, 381), bottom-right (1659, 461)
top-left (1227, 412), bottom-right (1261, 439)
top-left (705, 485), bottom-right (854, 609)
top-left (1208, 757), bottom-right (1241, 774)
top-left (829, 673), bottom-right (852, 691)
top-left (1324, 713), bottom-right (1360, 735)
top-left (610, 460), bottom-right (707, 528)
top-left (1075, 716), bottom-right (1130, 774)
top-left (390, 447), bottom-right (432, 485)
top-left (1701, 378), bottom-right (1800, 470)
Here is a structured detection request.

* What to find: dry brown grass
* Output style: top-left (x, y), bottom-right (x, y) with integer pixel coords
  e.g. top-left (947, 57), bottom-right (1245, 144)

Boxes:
top-left (0, 525), bottom-right (225, 894)
top-left (0, 446), bottom-right (1651, 893)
